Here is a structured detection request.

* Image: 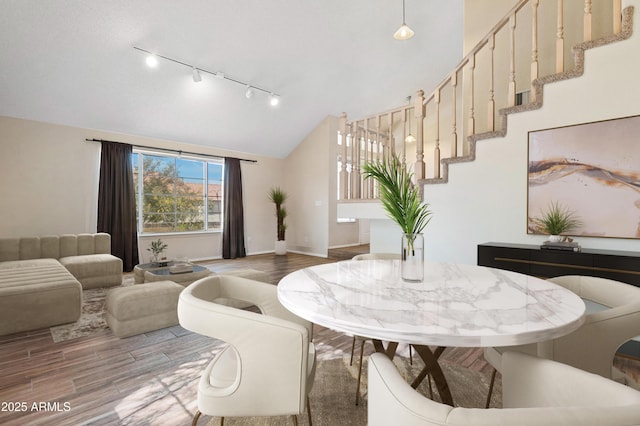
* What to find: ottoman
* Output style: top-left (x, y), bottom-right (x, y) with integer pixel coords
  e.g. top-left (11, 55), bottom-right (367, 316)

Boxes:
top-left (106, 281), bottom-right (183, 338)
top-left (0, 259), bottom-right (82, 336)
top-left (60, 253), bottom-right (123, 289)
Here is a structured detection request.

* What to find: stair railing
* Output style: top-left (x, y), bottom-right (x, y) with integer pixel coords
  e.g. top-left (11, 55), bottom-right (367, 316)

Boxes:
top-left (338, 0), bottom-right (623, 201)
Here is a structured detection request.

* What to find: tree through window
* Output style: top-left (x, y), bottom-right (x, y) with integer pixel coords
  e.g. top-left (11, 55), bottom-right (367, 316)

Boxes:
top-left (132, 151), bottom-right (223, 233)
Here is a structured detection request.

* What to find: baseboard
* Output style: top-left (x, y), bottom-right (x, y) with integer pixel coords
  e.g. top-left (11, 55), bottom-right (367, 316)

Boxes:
top-left (286, 249), bottom-right (328, 258)
top-left (328, 243), bottom-right (368, 249)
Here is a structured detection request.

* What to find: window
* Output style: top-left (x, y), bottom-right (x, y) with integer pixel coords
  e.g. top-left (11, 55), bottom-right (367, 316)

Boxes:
top-left (132, 151), bottom-right (223, 234)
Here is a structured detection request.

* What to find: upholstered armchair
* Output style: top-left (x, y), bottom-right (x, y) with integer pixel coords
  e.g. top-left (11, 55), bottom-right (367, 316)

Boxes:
top-left (368, 351), bottom-right (640, 425)
top-left (484, 275), bottom-right (640, 407)
top-left (177, 275), bottom-right (316, 425)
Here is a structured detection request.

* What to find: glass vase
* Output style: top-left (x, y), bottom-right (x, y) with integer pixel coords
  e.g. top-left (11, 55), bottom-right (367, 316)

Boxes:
top-left (401, 233), bottom-right (424, 282)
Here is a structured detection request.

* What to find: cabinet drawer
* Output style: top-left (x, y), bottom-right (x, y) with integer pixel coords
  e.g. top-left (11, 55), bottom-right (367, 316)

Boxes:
top-left (530, 250), bottom-right (592, 278)
top-left (592, 254), bottom-right (640, 287)
top-left (478, 245), bottom-right (531, 274)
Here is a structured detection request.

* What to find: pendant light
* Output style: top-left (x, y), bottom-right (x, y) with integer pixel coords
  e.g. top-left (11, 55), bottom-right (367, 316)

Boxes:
top-left (393, 0), bottom-right (414, 41)
top-left (405, 96), bottom-right (416, 143)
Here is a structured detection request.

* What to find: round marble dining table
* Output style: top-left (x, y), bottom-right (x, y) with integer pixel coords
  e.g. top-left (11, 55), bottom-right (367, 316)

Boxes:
top-left (277, 259), bottom-right (586, 405)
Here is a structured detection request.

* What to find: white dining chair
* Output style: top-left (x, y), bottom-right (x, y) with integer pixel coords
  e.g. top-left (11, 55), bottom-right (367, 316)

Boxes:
top-left (178, 275), bottom-right (316, 425)
top-left (484, 275), bottom-right (640, 407)
top-left (368, 350), bottom-right (640, 425)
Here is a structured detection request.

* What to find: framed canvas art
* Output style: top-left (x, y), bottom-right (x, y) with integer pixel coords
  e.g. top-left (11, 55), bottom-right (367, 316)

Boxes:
top-left (527, 115), bottom-right (640, 239)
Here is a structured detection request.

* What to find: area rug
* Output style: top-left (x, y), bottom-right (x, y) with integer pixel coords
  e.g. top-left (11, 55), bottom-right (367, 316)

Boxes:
top-left (49, 275), bottom-right (135, 343)
top-left (203, 355), bottom-right (501, 426)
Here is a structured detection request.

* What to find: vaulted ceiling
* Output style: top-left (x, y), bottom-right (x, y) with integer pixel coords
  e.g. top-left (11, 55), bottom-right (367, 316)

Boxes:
top-left (0, 1), bottom-right (463, 158)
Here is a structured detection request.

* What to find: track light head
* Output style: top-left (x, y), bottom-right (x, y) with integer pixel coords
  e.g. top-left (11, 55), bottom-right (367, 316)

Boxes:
top-left (192, 67), bottom-right (202, 83)
top-left (145, 55), bottom-right (159, 67)
top-left (245, 86), bottom-right (254, 99)
top-left (269, 93), bottom-right (280, 106)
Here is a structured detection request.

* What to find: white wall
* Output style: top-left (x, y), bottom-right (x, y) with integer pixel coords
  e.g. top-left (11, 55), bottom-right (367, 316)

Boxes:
top-left (0, 118), bottom-right (100, 235)
top-left (463, 0), bottom-right (518, 55)
top-left (0, 116), bottom-right (286, 261)
top-left (421, 0), bottom-right (640, 264)
top-left (285, 115), bottom-right (355, 257)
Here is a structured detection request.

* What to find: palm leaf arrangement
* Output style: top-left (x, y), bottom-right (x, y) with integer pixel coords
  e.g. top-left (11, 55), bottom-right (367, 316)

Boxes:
top-left (362, 154), bottom-right (432, 236)
top-left (268, 187), bottom-right (288, 241)
top-left (533, 201), bottom-right (582, 235)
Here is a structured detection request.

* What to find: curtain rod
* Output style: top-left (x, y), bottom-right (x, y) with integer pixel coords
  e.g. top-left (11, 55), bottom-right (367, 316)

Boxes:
top-left (85, 138), bottom-right (258, 163)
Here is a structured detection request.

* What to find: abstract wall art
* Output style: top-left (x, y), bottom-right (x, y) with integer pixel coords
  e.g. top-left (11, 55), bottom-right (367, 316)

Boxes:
top-left (527, 115), bottom-right (640, 239)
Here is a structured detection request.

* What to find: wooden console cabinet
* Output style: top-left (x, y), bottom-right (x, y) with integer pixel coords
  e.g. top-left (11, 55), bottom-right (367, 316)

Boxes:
top-left (477, 242), bottom-right (640, 287)
top-left (478, 242), bottom-right (640, 358)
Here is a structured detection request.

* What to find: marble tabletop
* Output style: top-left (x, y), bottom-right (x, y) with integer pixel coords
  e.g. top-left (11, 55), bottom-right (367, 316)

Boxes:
top-left (277, 260), bottom-right (586, 347)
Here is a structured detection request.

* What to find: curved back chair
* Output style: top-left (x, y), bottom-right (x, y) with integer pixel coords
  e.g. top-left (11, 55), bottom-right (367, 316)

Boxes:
top-left (484, 275), bottom-right (640, 407)
top-left (178, 275), bottom-right (316, 425)
top-left (369, 351), bottom-right (640, 426)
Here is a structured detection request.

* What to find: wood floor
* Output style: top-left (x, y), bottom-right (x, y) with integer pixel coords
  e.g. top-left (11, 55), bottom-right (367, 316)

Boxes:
top-left (0, 247), bottom-right (637, 425)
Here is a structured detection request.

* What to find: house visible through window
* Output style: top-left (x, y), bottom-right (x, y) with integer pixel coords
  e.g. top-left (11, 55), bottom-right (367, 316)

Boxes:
top-left (132, 151), bottom-right (223, 234)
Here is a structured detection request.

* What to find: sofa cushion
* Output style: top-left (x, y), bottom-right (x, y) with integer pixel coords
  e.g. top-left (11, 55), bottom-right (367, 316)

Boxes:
top-left (77, 234), bottom-right (96, 255)
top-left (94, 233), bottom-right (111, 254)
top-left (0, 238), bottom-right (19, 261)
top-left (20, 237), bottom-right (41, 260)
top-left (59, 235), bottom-right (78, 258)
top-left (40, 235), bottom-right (60, 259)
top-left (0, 258), bottom-right (60, 270)
top-left (59, 254), bottom-right (122, 289)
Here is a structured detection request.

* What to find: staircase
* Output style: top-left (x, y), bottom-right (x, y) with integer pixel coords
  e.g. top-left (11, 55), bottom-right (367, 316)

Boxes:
top-left (337, 0), bottom-right (632, 202)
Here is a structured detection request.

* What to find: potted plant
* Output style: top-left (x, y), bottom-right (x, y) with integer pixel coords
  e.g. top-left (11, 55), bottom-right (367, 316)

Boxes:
top-left (147, 238), bottom-right (168, 264)
top-left (362, 154), bottom-right (432, 282)
top-left (268, 187), bottom-right (288, 255)
top-left (533, 201), bottom-right (582, 241)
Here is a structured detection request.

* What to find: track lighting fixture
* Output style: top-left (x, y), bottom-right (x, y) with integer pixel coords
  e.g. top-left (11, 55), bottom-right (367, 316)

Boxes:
top-left (192, 67), bottom-right (202, 83)
top-left (133, 46), bottom-right (281, 106)
top-left (393, 0), bottom-right (415, 40)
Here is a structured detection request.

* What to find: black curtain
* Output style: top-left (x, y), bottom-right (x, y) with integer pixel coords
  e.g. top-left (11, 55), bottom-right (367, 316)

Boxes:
top-left (97, 141), bottom-right (139, 271)
top-left (222, 157), bottom-right (246, 259)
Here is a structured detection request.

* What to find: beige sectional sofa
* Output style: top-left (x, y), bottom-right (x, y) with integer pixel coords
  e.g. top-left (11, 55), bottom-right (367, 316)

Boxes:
top-left (0, 233), bottom-right (122, 336)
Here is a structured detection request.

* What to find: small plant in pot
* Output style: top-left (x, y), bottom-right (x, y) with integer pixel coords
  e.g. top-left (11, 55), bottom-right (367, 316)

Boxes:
top-left (533, 201), bottom-right (582, 241)
top-left (268, 187), bottom-right (288, 255)
top-left (362, 154), bottom-right (432, 282)
top-left (147, 238), bottom-right (168, 265)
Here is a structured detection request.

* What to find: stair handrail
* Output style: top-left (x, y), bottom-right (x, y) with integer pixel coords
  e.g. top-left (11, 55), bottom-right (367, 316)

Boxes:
top-left (339, 0), bottom-right (624, 201)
